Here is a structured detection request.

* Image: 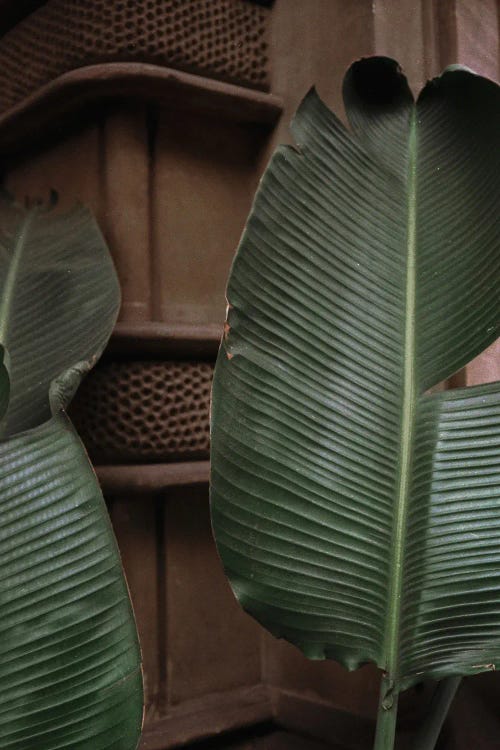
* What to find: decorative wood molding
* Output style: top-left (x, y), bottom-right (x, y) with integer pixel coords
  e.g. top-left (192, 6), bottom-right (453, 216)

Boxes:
top-left (70, 359), bottom-right (212, 464)
top-left (96, 461), bottom-right (211, 495)
top-left (0, 63), bottom-right (283, 159)
top-left (139, 684), bottom-right (383, 750)
top-left (140, 685), bottom-right (273, 750)
top-left (109, 320), bottom-right (222, 357)
top-left (270, 689), bottom-right (375, 750)
top-left (0, 0), bottom-right (273, 107)
top-left (136, 679), bottom-right (500, 750)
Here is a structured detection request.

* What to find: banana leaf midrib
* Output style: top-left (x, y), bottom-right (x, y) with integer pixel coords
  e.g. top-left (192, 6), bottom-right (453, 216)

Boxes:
top-left (384, 106), bottom-right (418, 683)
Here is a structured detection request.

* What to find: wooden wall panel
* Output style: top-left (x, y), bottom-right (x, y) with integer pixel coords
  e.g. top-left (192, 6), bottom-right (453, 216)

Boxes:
top-left (103, 109), bottom-right (152, 322)
top-left (268, 0), bottom-right (375, 144)
top-left (439, 0), bottom-right (500, 385)
top-left (2, 110), bottom-right (155, 326)
top-left (456, 1), bottom-right (499, 384)
top-left (436, 0), bottom-right (499, 78)
top-left (164, 486), bottom-right (263, 706)
top-left (454, 0), bottom-right (499, 79)
top-left (373, 0), bottom-right (439, 91)
top-left (264, 636), bottom-right (380, 720)
top-left (151, 112), bottom-right (263, 327)
top-left (3, 124), bottom-right (102, 218)
top-left (464, 340), bottom-right (500, 386)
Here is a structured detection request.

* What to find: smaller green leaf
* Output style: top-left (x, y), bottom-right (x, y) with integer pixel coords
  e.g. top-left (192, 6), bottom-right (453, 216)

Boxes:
top-left (0, 413), bottom-right (143, 750)
top-left (0, 198), bottom-right (143, 749)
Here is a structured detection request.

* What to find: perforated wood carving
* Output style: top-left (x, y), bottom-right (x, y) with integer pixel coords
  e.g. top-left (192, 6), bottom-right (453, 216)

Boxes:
top-left (69, 360), bottom-right (213, 463)
top-left (0, 0), bottom-right (272, 113)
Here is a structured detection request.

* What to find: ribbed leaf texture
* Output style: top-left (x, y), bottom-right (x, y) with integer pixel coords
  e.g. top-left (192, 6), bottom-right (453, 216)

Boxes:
top-left (0, 200), bottom-right (143, 749)
top-left (210, 57), bottom-right (500, 697)
top-left (0, 345), bottom-right (9, 421)
top-left (0, 201), bottom-right (120, 435)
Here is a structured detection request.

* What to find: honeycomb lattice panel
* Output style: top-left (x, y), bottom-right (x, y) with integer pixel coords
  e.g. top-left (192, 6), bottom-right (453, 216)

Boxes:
top-left (69, 360), bottom-right (213, 463)
top-left (0, 0), bottom-right (271, 112)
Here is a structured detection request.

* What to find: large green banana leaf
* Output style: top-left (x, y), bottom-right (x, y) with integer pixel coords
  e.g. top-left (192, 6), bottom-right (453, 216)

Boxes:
top-left (0, 200), bottom-right (143, 749)
top-left (210, 58), bottom-right (500, 744)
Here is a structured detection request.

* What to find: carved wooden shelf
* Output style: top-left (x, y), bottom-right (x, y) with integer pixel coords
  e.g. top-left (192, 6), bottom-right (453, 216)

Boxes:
top-left (0, 63), bottom-right (283, 158)
top-left (109, 320), bottom-right (222, 357)
top-left (96, 461), bottom-right (210, 496)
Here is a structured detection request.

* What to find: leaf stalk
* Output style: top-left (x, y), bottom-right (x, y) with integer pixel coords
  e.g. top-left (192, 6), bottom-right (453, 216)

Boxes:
top-left (412, 677), bottom-right (461, 750)
top-left (373, 675), bottom-right (399, 750)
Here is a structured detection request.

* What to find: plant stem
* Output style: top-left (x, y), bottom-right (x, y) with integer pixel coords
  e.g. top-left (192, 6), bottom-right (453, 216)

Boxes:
top-left (412, 677), bottom-right (461, 750)
top-left (374, 674), bottom-right (399, 750)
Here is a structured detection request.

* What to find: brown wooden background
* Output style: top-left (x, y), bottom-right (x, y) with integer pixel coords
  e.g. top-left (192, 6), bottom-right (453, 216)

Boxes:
top-left (0, 2), bottom-right (498, 749)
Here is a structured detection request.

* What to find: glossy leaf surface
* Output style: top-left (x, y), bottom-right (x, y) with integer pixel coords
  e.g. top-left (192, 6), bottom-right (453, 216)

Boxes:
top-left (0, 200), bottom-right (143, 749)
top-left (210, 58), bottom-right (500, 694)
top-left (0, 345), bottom-right (9, 421)
top-left (0, 201), bottom-right (120, 436)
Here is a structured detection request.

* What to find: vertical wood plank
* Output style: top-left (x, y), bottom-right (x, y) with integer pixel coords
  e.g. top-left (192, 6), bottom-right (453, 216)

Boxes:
top-left (464, 340), bottom-right (500, 386)
top-left (3, 124), bottom-right (102, 217)
top-left (455, 0), bottom-right (499, 79)
top-left (269, 0), bottom-right (375, 144)
top-left (103, 109), bottom-right (152, 322)
top-left (452, 0), bottom-right (499, 386)
top-left (151, 111), bottom-right (261, 327)
top-left (164, 487), bottom-right (262, 706)
top-left (435, 0), bottom-right (458, 70)
top-left (110, 495), bottom-right (160, 719)
top-left (420, 0), bottom-right (441, 80)
top-left (264, 635), bottom-right (380, 720)
top-left (436, 0), bottom-right (499, 79)
top-left (373, 0), bottom-right (429, 93)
